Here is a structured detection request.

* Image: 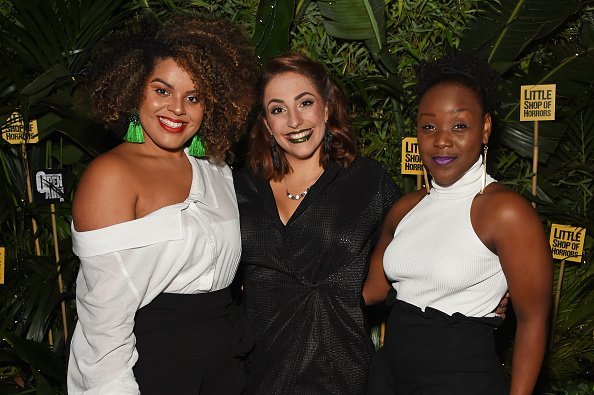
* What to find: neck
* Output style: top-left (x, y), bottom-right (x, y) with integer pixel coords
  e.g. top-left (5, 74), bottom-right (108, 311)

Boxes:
top-left (284, 152), bottom-right (323, 183)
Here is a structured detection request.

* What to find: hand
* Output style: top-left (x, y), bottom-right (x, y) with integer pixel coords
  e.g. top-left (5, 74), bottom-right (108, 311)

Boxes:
top-left (495, 292), bottom-right (510, 320)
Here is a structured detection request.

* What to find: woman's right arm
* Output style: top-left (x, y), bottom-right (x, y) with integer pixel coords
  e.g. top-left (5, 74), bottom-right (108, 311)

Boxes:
top-left (69, 154), bottom-right (141, 394)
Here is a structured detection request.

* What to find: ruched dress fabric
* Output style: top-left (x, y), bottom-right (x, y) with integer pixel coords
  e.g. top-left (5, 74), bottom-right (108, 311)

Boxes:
top-left (234, 157), bottom-right (400, 395)
top-left (68, 153), bottom-right (248, 395)
top-left (369, 158), bottom-right (508, 395)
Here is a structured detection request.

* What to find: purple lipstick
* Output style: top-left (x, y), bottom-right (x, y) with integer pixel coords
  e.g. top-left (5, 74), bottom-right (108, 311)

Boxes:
top-left (433, 156), bottom-right (456, 166)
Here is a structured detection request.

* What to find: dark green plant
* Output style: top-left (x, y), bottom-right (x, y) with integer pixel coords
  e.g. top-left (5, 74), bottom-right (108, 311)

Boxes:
top-left (1, 0), bottom-right (592, 393)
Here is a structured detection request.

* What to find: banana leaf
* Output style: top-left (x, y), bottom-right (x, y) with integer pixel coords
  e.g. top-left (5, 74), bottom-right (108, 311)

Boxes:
top-left (253, 0), bottom-right (296, 62)
top-left (461, 0), bottom-right (586, 68)
top-left (1, 332), bottom-right (65, 381)
top-left (316, 0), bottom-right (397, 73)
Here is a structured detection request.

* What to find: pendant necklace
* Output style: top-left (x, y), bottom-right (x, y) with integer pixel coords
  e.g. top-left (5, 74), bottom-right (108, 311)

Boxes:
top-left (283, 168), bottom-right (324, 201)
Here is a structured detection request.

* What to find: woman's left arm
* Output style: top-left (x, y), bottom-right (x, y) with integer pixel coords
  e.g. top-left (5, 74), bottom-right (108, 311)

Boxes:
top-left (491, 191), bottom-right (552, 395)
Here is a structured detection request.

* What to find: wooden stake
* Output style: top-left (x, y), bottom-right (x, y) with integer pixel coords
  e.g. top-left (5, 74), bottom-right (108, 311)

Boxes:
top-left (550, 259), bottom-right (566, 350)
top-left (50, 203), bottom-right (68, 342)
top-left (531, 120), bottom-right (539, 207)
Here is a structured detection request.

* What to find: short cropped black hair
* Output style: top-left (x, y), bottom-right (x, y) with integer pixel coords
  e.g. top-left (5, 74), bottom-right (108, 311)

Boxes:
top-left (415, 52), bottom-right (501, 115)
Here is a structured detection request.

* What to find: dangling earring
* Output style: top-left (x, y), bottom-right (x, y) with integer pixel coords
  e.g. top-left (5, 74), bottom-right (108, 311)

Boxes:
top-left (480, 144), bottom-right (488, 194)
top-left (188, 134), bottom-right (206, 157)
top-left (270, 135), bottom-right (281, 169)
top-left (423, 166), bottom-right (431, 194)
top-left (324, 122), bottom-right (333, 152)
top-left (123, 113), bottom-right (144, 143)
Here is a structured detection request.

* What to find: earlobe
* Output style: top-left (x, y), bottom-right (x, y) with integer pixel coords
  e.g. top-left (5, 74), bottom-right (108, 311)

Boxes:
top-left (482, 113), bottom-right (492, 145)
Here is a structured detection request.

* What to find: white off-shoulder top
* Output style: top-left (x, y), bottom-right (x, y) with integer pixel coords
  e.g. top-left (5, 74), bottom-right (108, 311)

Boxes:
top-left (67, 152), bottom-right (241, 395)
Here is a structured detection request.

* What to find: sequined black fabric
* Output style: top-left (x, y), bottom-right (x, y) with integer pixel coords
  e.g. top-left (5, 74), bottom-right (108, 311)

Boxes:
top-left (234, 157), bottom-right (400, 395)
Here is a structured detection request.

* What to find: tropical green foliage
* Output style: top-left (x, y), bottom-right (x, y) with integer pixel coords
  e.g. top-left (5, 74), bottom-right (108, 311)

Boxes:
top-left (0, 0), bottom-right (592, 393)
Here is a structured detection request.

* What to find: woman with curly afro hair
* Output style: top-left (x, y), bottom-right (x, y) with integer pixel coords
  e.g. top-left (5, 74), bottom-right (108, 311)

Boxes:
top-left (68, 14), bottom-right (258, 395)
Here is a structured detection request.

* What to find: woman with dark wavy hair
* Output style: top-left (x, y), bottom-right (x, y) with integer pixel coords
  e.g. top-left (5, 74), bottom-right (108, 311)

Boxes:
top-left (234, 52), bottom-right (401, 394)
top-left (68, 14), bottom-right (257, 394)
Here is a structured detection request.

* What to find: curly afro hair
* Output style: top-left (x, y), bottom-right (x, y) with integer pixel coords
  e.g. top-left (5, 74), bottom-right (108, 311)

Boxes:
top-left (87, 14), bottom-right (259, 163)
top-left (415, 52), bottom-right (502, 115)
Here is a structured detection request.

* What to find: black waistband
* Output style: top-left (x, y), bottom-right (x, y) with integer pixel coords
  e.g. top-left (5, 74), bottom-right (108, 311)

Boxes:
top-left (392, 299), bottom-right (503, 327)
top-left (141, 287), bottom-right (232, 312)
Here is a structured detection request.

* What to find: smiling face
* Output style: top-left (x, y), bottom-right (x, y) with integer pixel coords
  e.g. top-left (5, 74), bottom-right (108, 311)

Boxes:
top-left (262, 72), bottom-right (328, 164)
top-left (417, 82), bottom-right (491, 187)
top-left (138, 58), bottom-right (204, 154)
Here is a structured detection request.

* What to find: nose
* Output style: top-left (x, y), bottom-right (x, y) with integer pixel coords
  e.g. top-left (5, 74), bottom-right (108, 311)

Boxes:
top-left (434, 129), bottom-right (453, 148)
top-left (287, 110), bottom-right (303, 129)
top-left (168, 96), bottom-right (186, 116)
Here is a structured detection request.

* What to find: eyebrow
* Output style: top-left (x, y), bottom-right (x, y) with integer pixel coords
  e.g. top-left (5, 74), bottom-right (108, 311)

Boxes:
top-left (267, 91), bottom-right (315, 106)
top-left (151, 78), bottom-right (198, 94)
top-left (418, 107), bottom-right (471, 117)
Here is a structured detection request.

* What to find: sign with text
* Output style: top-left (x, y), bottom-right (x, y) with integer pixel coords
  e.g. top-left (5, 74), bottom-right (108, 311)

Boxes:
top-left (401, 137), bottom-right (423, 175)
top-left (1, 112), bottom-right (39, 144)
top-left (520, 84), bottom-right (556, 121)
top-left (549, 224), bottom-right (585, 263)
top-left (33, 169), bottom-right (66, 204)
top-left (0, 247), bottom-right (4, 285)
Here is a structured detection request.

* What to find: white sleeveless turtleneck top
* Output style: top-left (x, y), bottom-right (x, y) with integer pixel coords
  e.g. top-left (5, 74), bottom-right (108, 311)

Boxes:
top-left (383, 157), bottom-right (508, 317)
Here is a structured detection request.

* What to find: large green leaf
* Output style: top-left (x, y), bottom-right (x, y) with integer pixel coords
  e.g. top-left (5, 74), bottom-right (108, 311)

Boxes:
top-left (461, 0), bottom-right (585, 68)
top-left (316, 0), bottom-right (396, 73)
top-left (1, 332), bottom-right (65, 381)
top-left (253, 0), bottom-right (296, 62)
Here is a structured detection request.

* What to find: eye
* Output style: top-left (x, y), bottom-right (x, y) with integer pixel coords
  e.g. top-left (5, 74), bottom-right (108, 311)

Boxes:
top-left (453, 123), bottom-right (468, 130)
top-left (270, 106), bottom-right (285, 115)
top-left (186, 95), bottom-right (200, 104)
top-left (421, 124), bottom-right (436, 131)
top-left (154, 87), bottom-right (169, 96)
top-left (300, 99), bottom-right (314, 107)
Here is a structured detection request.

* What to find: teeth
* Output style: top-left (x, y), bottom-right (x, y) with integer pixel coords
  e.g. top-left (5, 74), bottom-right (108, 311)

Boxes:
top-left (287, 129), bottom-right (312, 141)
top-left (159, 117), bottom-right (183, 128)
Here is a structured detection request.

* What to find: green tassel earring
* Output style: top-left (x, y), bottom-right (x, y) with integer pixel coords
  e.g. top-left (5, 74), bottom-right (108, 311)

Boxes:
top-left (123, 114), bottom-right (145, 143)
top-left (188, 134), bottom-right (206, 157)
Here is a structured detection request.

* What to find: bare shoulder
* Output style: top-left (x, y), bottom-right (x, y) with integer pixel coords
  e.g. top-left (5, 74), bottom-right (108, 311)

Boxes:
top-left (384, 189), bottom-right (427, 233)
top-left (72, 146), bottom-right (139, 231)
top-left (478, 183), bottom-right (540, 226)
top-left (473, 182), bottom-right (548, 255)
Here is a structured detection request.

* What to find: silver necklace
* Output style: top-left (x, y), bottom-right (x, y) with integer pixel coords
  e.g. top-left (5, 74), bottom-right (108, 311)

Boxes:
top-left (283, 169), bottom-right (324, 201)
top-left (284, 183), bottom-right (310, 200)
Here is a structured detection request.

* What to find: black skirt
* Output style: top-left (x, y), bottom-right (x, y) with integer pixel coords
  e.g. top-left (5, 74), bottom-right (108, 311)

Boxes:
top-left (133, 288), bottom-right (253, 395)
top-left (367, 299), bottom-right (508, 395)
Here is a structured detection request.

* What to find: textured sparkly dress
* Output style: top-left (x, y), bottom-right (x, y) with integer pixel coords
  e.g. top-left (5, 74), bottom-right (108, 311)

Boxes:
top-left (234, 157), bottom-right (399, 394)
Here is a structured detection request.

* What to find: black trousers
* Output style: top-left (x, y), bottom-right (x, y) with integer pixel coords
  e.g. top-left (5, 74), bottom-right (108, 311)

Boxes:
top-left (133, 288), bottom-right (253, 395)
top-left (367, 299), bottom-right (508, 395)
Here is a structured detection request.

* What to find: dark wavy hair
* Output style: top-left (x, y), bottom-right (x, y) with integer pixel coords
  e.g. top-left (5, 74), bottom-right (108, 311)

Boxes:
top-left (87, 14), bottom-right (258, 163)
top-left (249, 52), bottom-right (356, 180)
top-left (415, 52), bottom-right (501, 115)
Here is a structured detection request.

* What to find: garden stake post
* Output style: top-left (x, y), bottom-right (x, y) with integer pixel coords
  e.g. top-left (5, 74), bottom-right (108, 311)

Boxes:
top-left (531, 120), bottom-right (538, 208)
top-left (550, 258), bottom-right (566, 349)
top-left (50, 202), bottom-right (68, 342)
top-left (520, 84), bottom-right (555, 207)
top-left (548, 225), bottom-right (586, 349)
